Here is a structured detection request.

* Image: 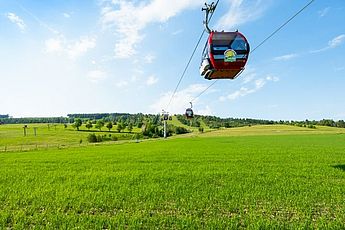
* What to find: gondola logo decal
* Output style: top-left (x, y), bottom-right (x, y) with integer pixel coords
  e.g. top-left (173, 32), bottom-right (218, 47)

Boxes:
top-left (224, 49), bottom-right (237, 62)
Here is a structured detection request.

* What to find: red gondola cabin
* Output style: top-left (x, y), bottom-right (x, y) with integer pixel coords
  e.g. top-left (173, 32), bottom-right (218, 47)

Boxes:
top-left (200, 31), bottom-right (250, 80)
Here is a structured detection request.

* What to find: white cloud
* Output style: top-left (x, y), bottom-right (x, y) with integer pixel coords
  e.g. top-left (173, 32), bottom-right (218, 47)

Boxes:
top-left (88, 70), bottom-right (107, 83)
top-left (254, 78), bottom-right (266, 89)
top-left (196, 105), bottom-right (213, 116)
top-left (144, 53), bottom-right (156, 64)
top-left (100, 0), bottom-right (269, 59)
top-left (146, 75), bottom-right (159, 86)
top-left (225, 87), bottom-right (254, 101)
top-left (172, 29), bottom-right (183, 36)
top-left (116, 80), bottom-right (128, 88)
top-left (45, 38), bottom-right (64, 53)
top-left (67, 36), bottom-right (97, 59)
top-left (45, 36), bottom-right (96, 59)
top-left (150, 84), bottom-right (209, 114)
top-left (311, 34), bottom-right (345, 53)
top-left (63, 13), bottom-right (71, 18)
top-left (273, 53), bottom-right (298, 61)
top-left (220, 74), bottom-right (279, 101)
top-left (6, 13), bottom-right (26, 32)
top-left (265, 75), bottom-right (279, 82)
top-left (100, 0), bottom-right (201, 59)
top-left (215, 0), bottom-right (271, 31)
top-left (241, 68), bottom-right (256, 84)
top-left (318, 7), bottom-right (330, 18)
top-left (328, 34), bottom-right (345, 48)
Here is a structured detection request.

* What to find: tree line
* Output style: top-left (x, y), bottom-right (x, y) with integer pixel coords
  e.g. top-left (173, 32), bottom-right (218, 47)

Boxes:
top-left (176, 115), bottom-right (345, 129)
top-left (1, 113), bottom-right (345, 129)
top-left (0, 117), bottom-right (69, 124)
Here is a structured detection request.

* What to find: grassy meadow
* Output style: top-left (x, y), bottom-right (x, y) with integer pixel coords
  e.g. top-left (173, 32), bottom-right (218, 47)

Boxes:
top-left (1, 124), bottom-right (345, 228)
top-left (0, 123), bottom-right (141, 152)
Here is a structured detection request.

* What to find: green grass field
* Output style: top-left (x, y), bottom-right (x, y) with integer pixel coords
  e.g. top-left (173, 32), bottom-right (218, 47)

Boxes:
top-left (0, 123), bottom-right (141, 152)
top-left (0, 118), bottom-right (208, 152)
top-left (1, 125), bottom-right (345, 228)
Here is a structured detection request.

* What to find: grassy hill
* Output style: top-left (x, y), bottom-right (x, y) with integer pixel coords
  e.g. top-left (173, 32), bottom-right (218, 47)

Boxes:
top-left (197, 124), bottom-right (345, 137)
top-left (167, 116), bottom-right (212, 132)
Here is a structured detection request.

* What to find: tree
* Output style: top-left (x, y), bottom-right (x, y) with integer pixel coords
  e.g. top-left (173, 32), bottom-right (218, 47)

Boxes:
top-left (336, 120), bottom-right (345, 128)
top-left (106, 122), bottom-right (113, 131)
top-left (224, 122), bottom-right (231, 128)
top-left (116, 123), bottom-right (123, 133)
top-left (85, 121), bottom-right (93, 130)
top-left (121, 123), bottom-right (127, 132)
top-left (137, 121), bottom-right (143, 128)
top-left (95, 120), bottom-right (104, 131)
top-left (74, 118), bottom-right (82, 131)
top-left (127, 123), bottom-right (133, 133)
top-left (319, 119), bottom-right (335, 127)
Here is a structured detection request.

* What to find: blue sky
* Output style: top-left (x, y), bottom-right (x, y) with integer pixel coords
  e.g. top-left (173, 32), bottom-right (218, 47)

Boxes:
top-left (0, 0), bottom-right (344, 120)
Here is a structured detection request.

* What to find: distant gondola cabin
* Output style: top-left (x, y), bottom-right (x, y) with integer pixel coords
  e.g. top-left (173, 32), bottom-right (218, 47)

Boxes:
top-left (185, 108), bottom-right (194, 119)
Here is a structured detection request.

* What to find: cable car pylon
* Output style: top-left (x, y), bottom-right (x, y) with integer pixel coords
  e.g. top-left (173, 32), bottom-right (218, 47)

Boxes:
top-left (161, 110), bottom-right (172, 138)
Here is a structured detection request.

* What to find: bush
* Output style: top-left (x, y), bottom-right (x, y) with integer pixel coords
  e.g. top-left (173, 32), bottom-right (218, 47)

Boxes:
top-left (175, 126), bottom-right (189, 134)
top-left (198, 127), bottom-right (204, 133)
top-left (111, 136), bottom-right (118, 141)
top-left (134, 133), bottom-right (141, 140)
top-left (96, 135), bottom-right (103, 142)
top-left (209, 123), bottom-right (220, 129)
top-left (87, 133), bottom-right (97, 143)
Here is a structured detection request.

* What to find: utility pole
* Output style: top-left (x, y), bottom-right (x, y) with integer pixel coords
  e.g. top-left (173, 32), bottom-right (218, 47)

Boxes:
top-left (162, 110), bottom-right (169, 139)
top-left (164, 119), bottom-right (167, 138)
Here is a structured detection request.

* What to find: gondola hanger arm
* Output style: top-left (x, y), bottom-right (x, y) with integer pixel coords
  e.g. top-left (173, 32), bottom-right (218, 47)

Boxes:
top-left (202, 1), bottom-right (218, 34)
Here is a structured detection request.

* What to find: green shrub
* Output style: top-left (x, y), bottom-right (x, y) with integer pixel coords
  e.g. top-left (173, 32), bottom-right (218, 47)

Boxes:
top-left (87, 134), bottom-right (97, 143)
top-left (175, 126), bottom-right (189, 134)
top-left (96, 135), bottom-right (103, 142)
